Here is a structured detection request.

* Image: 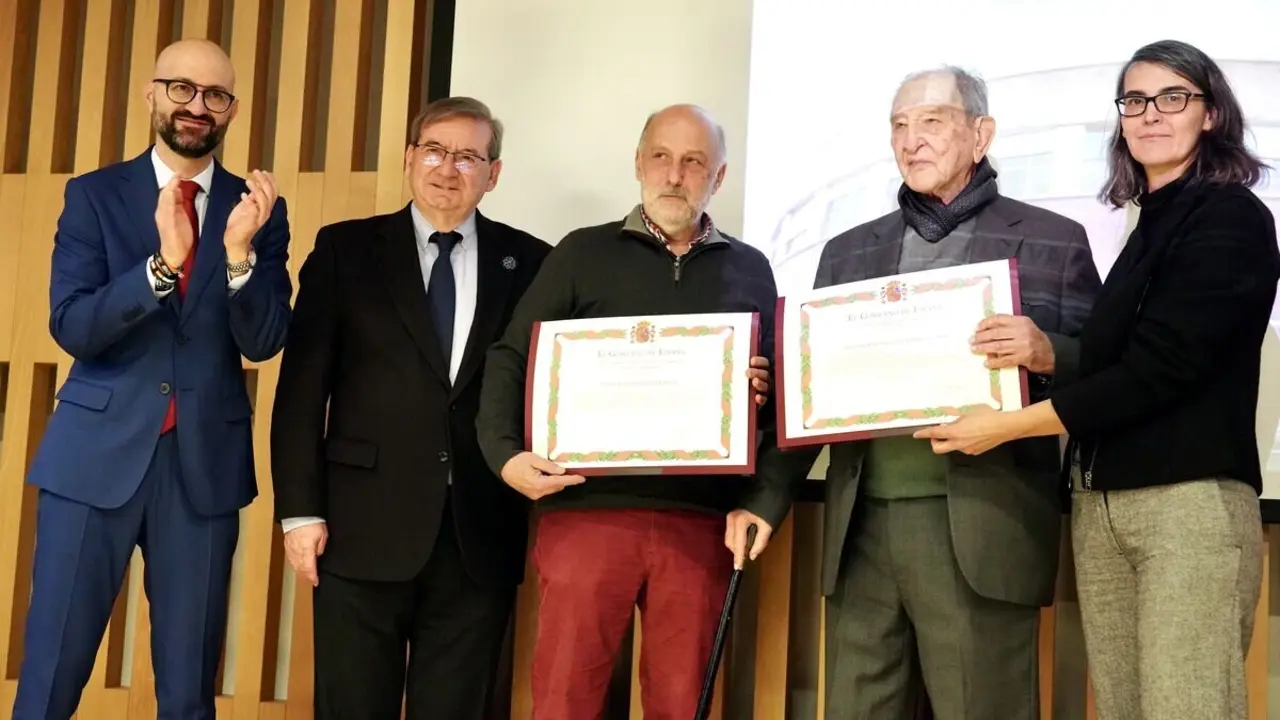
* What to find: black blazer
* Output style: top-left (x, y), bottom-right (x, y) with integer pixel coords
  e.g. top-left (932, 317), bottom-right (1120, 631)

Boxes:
top-left (1053, 178), bottom-right (1280, 495)
top-left (270, 205), bottom-right (552, 587)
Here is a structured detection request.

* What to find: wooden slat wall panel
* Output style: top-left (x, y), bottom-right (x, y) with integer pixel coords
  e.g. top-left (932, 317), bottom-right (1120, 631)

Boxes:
top-left (0, 178), bottom-right (24, 360)
top-left (25, 0), bottom-right (76, 173)
top-left (0, 2), bottom-right (1275, 720)
top-left (121, 0), bottom-right (174, 157)
top-left (0, 0), bottom-right (19, 172)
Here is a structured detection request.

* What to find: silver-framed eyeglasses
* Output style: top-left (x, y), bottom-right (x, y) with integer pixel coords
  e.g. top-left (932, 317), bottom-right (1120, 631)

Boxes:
top-left (413, 143), bottom-right (490, 173)
top-left (1115, 91), bottom-right (1205, 117)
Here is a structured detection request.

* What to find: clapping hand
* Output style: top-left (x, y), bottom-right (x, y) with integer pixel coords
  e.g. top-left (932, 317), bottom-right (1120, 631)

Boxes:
top-left (155, 176), bottom-right (195, 271)
top-left (225, 170), bottom-right (278, 259)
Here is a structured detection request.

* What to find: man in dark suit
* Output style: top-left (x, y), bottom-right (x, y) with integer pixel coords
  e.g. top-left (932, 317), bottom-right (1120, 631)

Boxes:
top-left (269, 96), bottom-right (552, 719)
top-left (14, 39), bottom-right (292, 719)
top-left (801, 67), bottom-right (1102, 719)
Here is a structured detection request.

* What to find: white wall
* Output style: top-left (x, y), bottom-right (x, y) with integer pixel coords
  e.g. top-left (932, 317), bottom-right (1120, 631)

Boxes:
top-left (449, 0), bottom-right (753, 246)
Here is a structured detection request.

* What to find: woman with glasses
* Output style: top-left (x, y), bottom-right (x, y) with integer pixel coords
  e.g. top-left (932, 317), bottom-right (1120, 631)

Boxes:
top-left (915, 39), bottom-right (1279, 719)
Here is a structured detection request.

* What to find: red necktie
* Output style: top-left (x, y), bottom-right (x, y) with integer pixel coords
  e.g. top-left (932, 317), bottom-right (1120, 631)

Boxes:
top-left (160, 179), bottom-right (201, 435)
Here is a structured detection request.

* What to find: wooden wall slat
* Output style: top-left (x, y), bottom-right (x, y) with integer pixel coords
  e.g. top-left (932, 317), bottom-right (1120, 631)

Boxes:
top-left (126, 591), bottom-right (157, 719)
top-left (268, 0), bottom-right (322, 248)
top-left (753, 515), bottom-right (794, 717)
top-left (6, 178), bottom-right (75, 693)
top-left (229, 360), bottom-right (287, 720)
top-left (1247, 534), bottom-right (1271, 719)
top-left (73, 0), bottom-right (127, 175)
top-left (181, 0), bottom-right (225, 42)
top-left (121, 0), bottom-right (176, 158)
top-left (0, 174), bottom-right (65, 692)
top-left (1039, 606), bottom-right (1056, 719)
top-left (222, 7), bottom-right (287, 715)
top-left (0, 0), bottom-right (29, 173)
top-left (0, 358), bottom-right (36, 680)
top-left (509, 529), bottom-right (539, 719)
top-left (0, 177), bottom-right (24, 360)
top-left (222, 0), bottom-right (273, 173)
top-left (3, 361), bottom-right (55, 680)
top-left (49, 0), bottom-right (82, 174)
top-left (25, 0), bottom-right (76, 174)
top-left (278, 171), bottom-right (325, 720)
top-left (374, 0), bottom-right (417, 214)
top-left (317, 0), bottom-right (372, 225)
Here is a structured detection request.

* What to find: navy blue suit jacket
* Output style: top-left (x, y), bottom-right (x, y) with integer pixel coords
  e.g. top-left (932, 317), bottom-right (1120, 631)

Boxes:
top-left (26, 148), bottom-right (292, 517)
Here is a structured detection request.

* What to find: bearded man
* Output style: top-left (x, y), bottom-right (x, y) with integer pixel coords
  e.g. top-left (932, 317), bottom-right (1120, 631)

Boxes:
top-left (476, 103), bottom-right (795, 719)
top-left (13, 38), bottom-right (291, 720)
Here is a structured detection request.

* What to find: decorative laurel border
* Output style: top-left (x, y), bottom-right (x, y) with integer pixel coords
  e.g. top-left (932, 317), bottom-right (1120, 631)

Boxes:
top-left (800, 276), bottom-right (1000, 429)
top-left (546, 325), bottom-right (735, 462)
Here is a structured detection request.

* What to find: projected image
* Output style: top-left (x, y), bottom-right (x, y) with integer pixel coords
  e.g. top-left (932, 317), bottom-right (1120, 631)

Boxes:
top-left (740, 10), bottom-right (1280, 493)
top-left (760, 60), bottom-right (1280, 288)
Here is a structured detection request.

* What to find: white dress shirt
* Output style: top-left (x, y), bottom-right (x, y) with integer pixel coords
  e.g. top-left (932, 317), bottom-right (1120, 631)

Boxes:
top-left (148, 147), bottom-right (252, 296)
top-left (281, 204), bottom-right (480, 534)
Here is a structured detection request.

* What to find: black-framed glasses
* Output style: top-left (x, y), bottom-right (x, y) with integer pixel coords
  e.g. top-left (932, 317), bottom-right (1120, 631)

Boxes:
top-left (153, 78), bottom-right (235, 113)
top-left (411, 143), bottom-right (491, 173)
top-left (1115, 91), bottom-right (1205, 117)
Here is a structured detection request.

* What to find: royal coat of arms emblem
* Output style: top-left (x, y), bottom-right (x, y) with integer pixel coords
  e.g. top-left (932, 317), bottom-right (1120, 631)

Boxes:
top-left (629, 321), bottom-right (656, 343)
top-left (880, 280), bottom-right (907, 303)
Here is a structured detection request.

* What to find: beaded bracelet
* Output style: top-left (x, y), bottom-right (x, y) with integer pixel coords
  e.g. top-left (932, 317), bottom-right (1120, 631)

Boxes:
top-left (152, 252), bottom-right (183, 279)
top-left (150, 252), bottom-right (180, 291)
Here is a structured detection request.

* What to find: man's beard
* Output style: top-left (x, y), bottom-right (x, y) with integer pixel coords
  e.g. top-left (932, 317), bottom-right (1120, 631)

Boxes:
top-left (154, 110), bottom-right (226, 159)
top-left (644, 188), bottom-right (701, 232)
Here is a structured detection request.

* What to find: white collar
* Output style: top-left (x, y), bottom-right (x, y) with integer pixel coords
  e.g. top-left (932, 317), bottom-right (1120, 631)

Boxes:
top-left (150, 146), bottom-right (216, 193)
top-left (409, 202), bottom-right (478, 250)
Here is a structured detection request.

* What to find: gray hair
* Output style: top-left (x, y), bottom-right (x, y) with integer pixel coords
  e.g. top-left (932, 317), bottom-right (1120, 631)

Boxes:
top-left (408, 96), bottom-right (504, 160)
top-left (897, 65), bottom-right (989, 118)
top-left (639, 104), bottom-right (728, 163)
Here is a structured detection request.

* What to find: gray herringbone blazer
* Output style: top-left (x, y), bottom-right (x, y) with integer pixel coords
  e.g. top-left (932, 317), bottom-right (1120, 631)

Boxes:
top-left (814, 194), bottom-right (1102, 607)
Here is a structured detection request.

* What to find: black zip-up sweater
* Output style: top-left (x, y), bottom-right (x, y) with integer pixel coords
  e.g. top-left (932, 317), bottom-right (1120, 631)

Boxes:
top-left (1053, 176), bottom-right (1280, 494)
top-left (476, 205), bottom-right (807, 529)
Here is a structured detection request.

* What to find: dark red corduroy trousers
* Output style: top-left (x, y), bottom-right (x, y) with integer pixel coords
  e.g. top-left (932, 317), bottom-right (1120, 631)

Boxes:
top-left (530, 508), bottom-right (732, 720)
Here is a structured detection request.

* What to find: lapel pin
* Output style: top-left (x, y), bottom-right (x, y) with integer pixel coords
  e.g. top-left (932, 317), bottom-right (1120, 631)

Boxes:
top-left (502, 255), bottom-right (517, 270)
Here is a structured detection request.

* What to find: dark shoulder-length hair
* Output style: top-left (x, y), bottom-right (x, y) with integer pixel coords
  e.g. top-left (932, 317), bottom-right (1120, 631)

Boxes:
top-left (1099, 39), bottom-right (1270, 208)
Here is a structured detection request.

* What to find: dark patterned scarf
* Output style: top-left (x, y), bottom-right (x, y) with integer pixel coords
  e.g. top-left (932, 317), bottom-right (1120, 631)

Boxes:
top-left (897, 156), bottom-right (999, 242)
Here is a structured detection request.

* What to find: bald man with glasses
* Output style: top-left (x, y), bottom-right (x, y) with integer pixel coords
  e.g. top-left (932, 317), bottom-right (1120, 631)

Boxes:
top-left (14, 38), bottom-right (292, 719)
top-left (269, 96), bottom-right (552, 719)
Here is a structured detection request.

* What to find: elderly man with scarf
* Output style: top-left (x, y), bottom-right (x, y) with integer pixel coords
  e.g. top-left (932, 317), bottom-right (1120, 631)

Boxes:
top-left (802, 66), bottom-right (1101, 719)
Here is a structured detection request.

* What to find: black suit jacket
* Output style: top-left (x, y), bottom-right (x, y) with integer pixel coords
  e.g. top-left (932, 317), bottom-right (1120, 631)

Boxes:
top-left (270, 204), bottom-right (552, 587)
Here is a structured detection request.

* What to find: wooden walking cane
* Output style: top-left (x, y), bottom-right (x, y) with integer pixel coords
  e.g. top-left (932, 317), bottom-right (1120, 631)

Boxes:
top-left (693, 524), bottom-right (757, 720)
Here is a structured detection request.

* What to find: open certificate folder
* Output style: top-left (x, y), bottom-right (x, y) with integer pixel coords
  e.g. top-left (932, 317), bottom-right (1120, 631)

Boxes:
top-left (775, 258), bottom-right (1029, 448)
top-left (525, 312), bottom-right (759, 475)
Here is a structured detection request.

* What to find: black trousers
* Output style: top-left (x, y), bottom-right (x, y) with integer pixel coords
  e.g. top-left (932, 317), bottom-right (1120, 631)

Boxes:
top-left (312, 498), bottom-right (516, 720)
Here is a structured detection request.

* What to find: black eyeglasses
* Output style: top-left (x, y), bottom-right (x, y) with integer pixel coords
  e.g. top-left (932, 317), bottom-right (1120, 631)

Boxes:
top-left (153, 78), bottom-right (235, 113)
top-left (1115, 91), bottom-right (1205, 117)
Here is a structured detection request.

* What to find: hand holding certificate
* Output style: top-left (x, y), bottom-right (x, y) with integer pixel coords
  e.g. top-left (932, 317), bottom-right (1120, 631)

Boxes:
top-left (525, 312), bottom-right (759, 474)
top-left (775, 258), bottom-right (1028, 448)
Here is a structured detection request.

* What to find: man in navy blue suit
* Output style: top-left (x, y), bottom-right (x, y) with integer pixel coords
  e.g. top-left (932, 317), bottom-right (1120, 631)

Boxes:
top-left (12, 38), bottom-right (292, 719)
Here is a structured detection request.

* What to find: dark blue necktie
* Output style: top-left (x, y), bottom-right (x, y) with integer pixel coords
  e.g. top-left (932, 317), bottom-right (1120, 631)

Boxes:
top-left (427, 231), bottom-right (460, 367)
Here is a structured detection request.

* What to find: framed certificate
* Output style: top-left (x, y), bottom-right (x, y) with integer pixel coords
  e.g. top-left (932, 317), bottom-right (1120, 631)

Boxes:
top-left (525, 312), bottom-right (759, 474)
top-left (775, 258), bottom-right (1029, 449)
